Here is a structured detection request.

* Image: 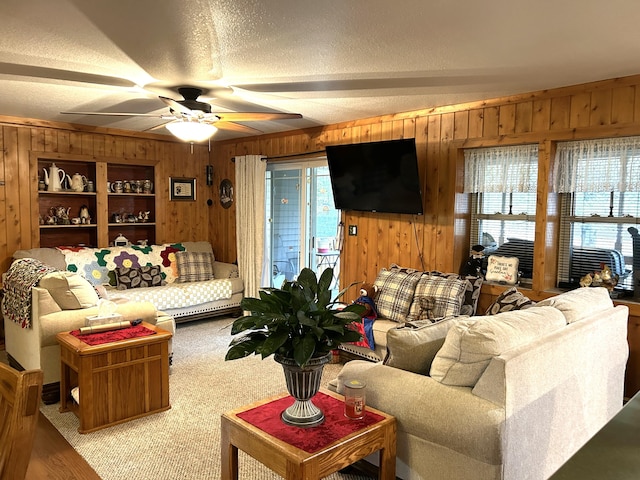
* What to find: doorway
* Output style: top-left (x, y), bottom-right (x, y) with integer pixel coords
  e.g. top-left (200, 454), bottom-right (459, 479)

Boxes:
top-left (264, 159), bottom-right (341, 295)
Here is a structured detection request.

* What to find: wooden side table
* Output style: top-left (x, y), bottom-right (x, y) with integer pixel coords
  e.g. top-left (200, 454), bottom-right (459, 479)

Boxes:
top-left (57, 322), bottom-right (171, 433)
top-left (221, 389), bottom-right (396, 480)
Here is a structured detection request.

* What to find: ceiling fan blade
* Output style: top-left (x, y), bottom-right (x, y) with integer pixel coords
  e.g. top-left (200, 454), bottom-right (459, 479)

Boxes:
top-left (159, 96), bottom-right (193, 115)
top-left (144, 121), bottom-right (176, 132)
top-left (211, 112), bottom-right (302, 122)
top-left (61, 111), bottom-right (175, 118)
top-left (0, 62), bottom-right (136, 88)
top-left (214, 121), bottom-right (263, 135)
top-left (235, 74), bottom-right (504, 93)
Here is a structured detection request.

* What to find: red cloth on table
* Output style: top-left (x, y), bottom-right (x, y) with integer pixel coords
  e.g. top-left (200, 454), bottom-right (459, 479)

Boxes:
top-left (70, 324), bottom-right (156, 346)
top-left (236, 392), bottom-right (384, 453)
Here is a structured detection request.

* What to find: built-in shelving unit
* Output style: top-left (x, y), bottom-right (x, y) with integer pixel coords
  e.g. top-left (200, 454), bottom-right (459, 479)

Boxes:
top-left (34, 155), bottom-right (158, 248)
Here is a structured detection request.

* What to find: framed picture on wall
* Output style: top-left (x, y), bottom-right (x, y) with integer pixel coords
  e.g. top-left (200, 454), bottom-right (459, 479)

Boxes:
top-left (170, 177), bottom-right (196, 201)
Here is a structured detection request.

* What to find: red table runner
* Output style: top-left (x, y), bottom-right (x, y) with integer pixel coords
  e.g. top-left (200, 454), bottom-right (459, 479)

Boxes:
top-left (70, 324), bottom-right (156, 346)
top-left (236, 392), bottom-right (384, 453)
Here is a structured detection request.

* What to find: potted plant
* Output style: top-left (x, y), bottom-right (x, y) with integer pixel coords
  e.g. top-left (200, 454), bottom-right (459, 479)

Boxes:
top-left (225, 267), bottom-right (365, 426)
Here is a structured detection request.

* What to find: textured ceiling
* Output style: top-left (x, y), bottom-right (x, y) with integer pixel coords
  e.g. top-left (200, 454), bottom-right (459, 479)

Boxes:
top-left (2, 0), bottom-right (640, 141)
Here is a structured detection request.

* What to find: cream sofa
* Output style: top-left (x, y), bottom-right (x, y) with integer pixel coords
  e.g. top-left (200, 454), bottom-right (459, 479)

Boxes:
top-left (10, 241), bottom-right (244, 322)
top-left (3, 241), bottom-right (243, 403)
top-left (330, 287), bottom-right (629, 480)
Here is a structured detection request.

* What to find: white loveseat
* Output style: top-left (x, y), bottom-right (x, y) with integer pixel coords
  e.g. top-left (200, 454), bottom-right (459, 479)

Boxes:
top-left (3, 241), bottom-right (243, 403)
top-left (330, 287), bottom-right (629, 480)
top-left (10, 241), bottom-right (243, 322)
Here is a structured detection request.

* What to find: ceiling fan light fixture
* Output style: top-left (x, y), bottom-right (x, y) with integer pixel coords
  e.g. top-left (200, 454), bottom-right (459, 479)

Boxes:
top-left (166, 120), bottom-right (218, 142)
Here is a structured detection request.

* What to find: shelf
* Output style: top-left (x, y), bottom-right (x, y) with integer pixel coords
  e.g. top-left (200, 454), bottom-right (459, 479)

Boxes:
top-left (108, 193), bottom-right (155, 197)
top-left (39, 190), bottom-right (97, 196)
top-left (40, 224), bottom-right (97, 229)
top-left (108, 223), bottom-right (156, 227)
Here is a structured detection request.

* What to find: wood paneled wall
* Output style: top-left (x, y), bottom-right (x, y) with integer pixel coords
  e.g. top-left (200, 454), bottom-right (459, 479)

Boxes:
top-left (210, 73), bottom-right (640, 397)
top-left (0, 117), bottom-right (214, 274)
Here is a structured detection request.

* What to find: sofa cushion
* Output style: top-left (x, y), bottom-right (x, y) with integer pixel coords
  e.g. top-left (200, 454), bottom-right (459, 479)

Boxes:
top-left (39, 271), bottom-right (99, 309)
top-left (373, 268), bottom-right (422, 322)
top-left (12, 247), bottom-right (66, 270)
top-left (430, 306), bottom-right (566, 387)
top-left (176, 251), bottom-right (215, 283)
top-left (408, 275), bottom-right (466, 320)
top-left (536, 286), bottom-right (613, 324)
top-left (115, 265), bottom-right (166, 290)
top-left (485, 286), bottom-right (534, 315)
top-left (384, 316), bottom-right (463, 375)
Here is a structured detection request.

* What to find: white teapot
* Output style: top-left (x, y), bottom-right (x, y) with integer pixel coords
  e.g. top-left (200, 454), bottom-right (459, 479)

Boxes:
top-left (43, 163), bottom-right (65, 192)
top-left (70, 173), bottom-right (87, 192)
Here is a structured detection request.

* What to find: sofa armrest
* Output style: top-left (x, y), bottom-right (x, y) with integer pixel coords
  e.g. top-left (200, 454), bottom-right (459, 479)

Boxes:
top-left (333, 361), bottom-right (503, 464)
top-left (213, 261), bottom-right (239, 279)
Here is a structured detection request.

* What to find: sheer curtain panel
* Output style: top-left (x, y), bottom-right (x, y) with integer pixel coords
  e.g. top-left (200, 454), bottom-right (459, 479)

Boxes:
top-left (235, 155), bottom-right (266, 299)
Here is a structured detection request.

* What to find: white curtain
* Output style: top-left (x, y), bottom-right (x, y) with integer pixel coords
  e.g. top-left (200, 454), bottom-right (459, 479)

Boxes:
top-left (464, 144), bottom-right (539, 193)
top-left (235, 155), bottom-right (266, 299)
top-left (554, 136), bottom-right (640, 192)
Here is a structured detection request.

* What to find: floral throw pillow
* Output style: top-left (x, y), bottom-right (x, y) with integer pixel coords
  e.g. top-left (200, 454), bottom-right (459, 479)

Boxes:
top-left (115, 265), bottom-right (165, 290)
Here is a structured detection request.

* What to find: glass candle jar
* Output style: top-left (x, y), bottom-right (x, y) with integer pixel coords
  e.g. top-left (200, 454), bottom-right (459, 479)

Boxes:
top-left (344, 379), bottom-right (366, 419)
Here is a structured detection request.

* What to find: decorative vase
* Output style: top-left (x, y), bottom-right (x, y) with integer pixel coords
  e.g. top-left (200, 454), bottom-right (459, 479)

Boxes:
top-left (274, 352), bottom-right (331, 427)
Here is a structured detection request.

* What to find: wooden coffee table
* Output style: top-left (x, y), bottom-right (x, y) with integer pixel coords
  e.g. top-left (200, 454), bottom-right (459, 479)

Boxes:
top-left (221, 389), bottom-right (396, 480)
top-left (57, 322), bottom-right (171, 433)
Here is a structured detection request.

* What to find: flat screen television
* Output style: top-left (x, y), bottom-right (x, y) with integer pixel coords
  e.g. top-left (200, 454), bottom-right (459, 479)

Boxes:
top-left (325, 138), bottom-right (423, 215)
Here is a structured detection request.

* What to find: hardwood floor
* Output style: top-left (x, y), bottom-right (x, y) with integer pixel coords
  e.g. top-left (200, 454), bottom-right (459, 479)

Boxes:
top-left (25, 408), bottom-right (101, 479)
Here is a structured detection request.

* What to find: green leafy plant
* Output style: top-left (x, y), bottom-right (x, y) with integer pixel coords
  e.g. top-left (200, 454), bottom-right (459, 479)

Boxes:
top-left (225, 267), bottom-right (365, 367)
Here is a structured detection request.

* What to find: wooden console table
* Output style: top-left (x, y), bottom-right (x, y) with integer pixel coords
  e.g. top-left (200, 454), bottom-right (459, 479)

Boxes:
top-left (57, 322), bottom-right (171, 433)
top-left (221, 389), bottom-right (396, 480)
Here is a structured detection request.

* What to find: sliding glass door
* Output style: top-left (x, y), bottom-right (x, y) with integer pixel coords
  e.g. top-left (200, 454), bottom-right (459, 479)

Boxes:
top-left (264, 159), bottom-right (340, 295)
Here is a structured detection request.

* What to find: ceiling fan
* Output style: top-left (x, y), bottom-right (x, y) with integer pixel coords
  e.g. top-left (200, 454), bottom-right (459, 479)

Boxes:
top-left (61, 87), bottom-right (302, 142)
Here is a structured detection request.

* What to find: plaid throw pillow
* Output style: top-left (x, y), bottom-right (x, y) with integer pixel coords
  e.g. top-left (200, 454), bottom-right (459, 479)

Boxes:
top-left (176, 251), bottom-right (215, 283)
top-left (115, 265), bottom-right (165, 290)
top-left (374, 269), bottom-right (422, 322)
top-left (408, 275), bottom-right (466, 320)
top-left (429, 271), bottom-right (483, 316)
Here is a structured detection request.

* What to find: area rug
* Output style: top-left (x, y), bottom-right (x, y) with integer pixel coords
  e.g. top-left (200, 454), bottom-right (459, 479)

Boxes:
top-left (39, 318), bottom-right (374, 479)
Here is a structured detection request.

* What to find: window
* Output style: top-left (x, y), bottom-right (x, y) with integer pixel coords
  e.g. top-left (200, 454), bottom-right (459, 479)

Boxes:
top-left (464, 144), bottom-right (538, 280)
top-left (554, 137), bottom-right (640, 296)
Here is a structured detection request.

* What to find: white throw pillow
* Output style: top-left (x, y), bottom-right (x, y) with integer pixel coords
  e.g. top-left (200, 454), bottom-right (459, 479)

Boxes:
top-left (39, 271), bottom-right (99, 309)
top-left (536, 287), bottom-right (613, 324)
top-left (430, 306), bottom-right (566, 387)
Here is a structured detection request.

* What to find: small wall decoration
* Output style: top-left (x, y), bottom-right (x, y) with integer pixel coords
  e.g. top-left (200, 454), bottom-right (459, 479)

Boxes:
top-left (170, 177), bottom-right (196, 201)
top-left (485, 255), bottom-right (519, 284)
top-left (220, 178), bottom-right (233, 209)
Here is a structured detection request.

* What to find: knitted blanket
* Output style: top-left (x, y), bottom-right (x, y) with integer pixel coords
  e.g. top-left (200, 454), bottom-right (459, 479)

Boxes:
top-left (1, 258), bottom-right (57, 328)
